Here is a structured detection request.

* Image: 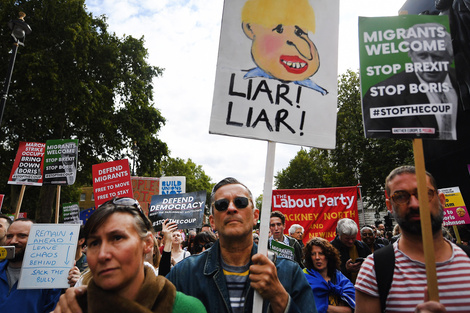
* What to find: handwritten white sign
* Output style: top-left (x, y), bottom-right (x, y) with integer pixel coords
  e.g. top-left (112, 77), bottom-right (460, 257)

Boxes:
top-left (18, 224), bottom-right (80, 289)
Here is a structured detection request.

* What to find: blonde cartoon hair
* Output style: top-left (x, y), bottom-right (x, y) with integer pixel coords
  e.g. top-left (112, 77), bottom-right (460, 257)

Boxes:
top-left (242, 0), bottom-right (316, 33)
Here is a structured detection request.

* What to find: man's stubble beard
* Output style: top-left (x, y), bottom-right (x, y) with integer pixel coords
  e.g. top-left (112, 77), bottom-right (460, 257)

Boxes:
top-left (392, 202), bottom-right (444, 236)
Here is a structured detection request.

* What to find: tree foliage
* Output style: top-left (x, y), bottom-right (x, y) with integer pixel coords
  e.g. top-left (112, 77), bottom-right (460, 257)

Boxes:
top-left (275, 70), bottom-right (414, 210)
top-left (157, 157), bottom-right (214, 216)
top-left (0, 0), bottom-right (167, 221)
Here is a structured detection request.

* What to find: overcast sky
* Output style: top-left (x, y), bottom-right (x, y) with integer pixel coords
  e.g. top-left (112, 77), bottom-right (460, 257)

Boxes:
top-left (84, 0), bottom-right (404, 198)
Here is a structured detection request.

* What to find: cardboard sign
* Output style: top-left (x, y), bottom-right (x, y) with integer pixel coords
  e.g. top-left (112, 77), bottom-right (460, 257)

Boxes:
top-left (272, 186), bottom-right (359, 243)
top-left (440, 187), bottom-right (470, 226)
top-left (159, 176), bottom-right (186, 195)
top-left (148, 191), bottom-right (206, 231)
top-left (209, 0), bottom-right (339, 148)
top-left (63, 202), bottom-right (81, 224)
top-left (18, 224), bottom-right (80, 289)
top-left (8, 142), bottom-right (46, 186)
top-left (359, 15), bottom-right (458, 140)
top-left (43, 139), bottom-right (79, 185)
top-left (92, 159), bottom-right (133, 207)
top-left (132, 177), bottom-right (160, 211)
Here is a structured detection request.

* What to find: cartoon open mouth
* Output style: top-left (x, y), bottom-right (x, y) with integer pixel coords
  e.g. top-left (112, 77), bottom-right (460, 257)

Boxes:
top-left (280, 55), bottom-right (308, 74)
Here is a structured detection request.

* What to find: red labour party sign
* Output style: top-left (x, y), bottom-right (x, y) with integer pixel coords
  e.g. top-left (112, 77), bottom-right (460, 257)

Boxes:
top-left (92, 159), bottom-right (133, 207)
top-left (272, 186), bottom-right (359, 243)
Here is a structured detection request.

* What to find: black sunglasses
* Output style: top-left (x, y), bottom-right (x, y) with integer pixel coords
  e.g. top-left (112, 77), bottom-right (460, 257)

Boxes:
top-left (213, 197), bottom-right (250, 211)
top-left (195, 241), bottom-right (214, 252)
top-left (390, 189), bottom-right (436, 205)
top-left (101, 197), bottom-right (152, 231)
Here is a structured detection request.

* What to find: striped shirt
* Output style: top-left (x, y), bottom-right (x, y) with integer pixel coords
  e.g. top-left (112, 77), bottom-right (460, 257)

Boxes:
top-left (222, 260), bottom-right (250, 313)
top-left (355, 240), bottom-right (470, 312)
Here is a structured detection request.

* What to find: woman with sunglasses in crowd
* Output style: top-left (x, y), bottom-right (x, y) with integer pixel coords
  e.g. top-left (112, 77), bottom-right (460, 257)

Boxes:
top-left (57, 197), bottom-right (206, 313)
top-left (302, 237), bottom-right (355, 313)
top-left (193, 231), bottom-right (217, 254)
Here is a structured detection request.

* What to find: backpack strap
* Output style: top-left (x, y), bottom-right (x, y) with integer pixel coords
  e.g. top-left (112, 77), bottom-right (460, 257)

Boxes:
top-left (373, 244), bottom-right (395, 313)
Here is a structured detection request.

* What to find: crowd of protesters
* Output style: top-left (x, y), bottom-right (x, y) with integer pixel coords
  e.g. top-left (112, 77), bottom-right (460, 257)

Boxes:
top-left (1, 166), bottom-right (470, 312)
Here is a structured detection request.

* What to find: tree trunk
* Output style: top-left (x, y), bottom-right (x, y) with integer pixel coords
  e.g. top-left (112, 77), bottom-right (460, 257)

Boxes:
top-left (36, 185), bottom-right (56, 223)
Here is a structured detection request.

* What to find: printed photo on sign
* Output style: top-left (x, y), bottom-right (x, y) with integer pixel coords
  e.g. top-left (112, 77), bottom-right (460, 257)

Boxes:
top-left (8, 142), bottom-right (46, 186)
top-left (439, 187), bottom-right (470, 226)
top-left (63, 203), bottom-right (81, 224)
top-left (209, 0), bottom-right (339, 148)
top-left (43, 139), bottom-right (78, 185)
top-left (148, 191), bottom-right (206, 231)
top-left (359, 15), bottom-right (458, 140)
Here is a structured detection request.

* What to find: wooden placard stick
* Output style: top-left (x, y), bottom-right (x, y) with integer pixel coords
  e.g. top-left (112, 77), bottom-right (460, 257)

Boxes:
top-left (253, 141), bottom-right (276, 312)
top-left (55, 185), bottom-right (61, 224)
top-left (413, 138), bottom-right (439, 301)
top-left (453, 225), bottom-right (462, 244)
top-left (14, 185), bottom-right (26, 220)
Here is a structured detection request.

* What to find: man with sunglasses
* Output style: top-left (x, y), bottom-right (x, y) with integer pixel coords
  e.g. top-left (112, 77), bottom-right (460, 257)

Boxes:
top-left (355, 166), bottom-right (470, 313)
top-left (167, 177), bottom-right (316, 313)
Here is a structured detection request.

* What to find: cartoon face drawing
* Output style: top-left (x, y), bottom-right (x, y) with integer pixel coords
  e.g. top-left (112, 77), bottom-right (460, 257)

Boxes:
top-left (241, 0), bottom-right (326, 94)
top-left (243, 22), bottom-right (319, 82)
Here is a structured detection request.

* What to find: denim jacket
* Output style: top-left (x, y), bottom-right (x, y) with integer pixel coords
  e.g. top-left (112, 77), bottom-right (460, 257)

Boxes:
top-left (166, 240), bottom-right (316, 313)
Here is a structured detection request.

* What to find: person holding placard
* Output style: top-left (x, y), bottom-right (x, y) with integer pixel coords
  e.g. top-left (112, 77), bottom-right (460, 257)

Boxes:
top-left (167, 177), bottom-right (316, 313)
top-left (355, 166), bottom-right (470, 312)
top-left (52, 181), bottom-right (315, 313)
top-left (0, 218), bottom-right (61, 313)
top-left (54, 198), bottom-right (206, 313)
top-left (268, 211), bottom-right (304, 268)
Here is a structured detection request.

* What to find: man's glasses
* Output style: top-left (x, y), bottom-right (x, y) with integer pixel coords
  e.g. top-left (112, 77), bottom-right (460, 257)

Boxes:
top-left (390, 189), bottom-right (436, 205)
top-left (213, 197), bottom-right (250, 211)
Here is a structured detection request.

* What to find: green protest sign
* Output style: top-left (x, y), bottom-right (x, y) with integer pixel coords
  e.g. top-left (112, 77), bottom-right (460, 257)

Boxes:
top-left (269, 240), bottom-right (295, 261)
top-left (43, 139), bottom-right (78, 185)
top-left (359, 15), bottom-right (457, 140)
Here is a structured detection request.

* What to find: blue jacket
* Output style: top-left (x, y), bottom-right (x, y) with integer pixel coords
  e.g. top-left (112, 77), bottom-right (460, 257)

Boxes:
top-left (166, 241), bottom-right (317, 313)
top-left (0, 260), bottom-right (61, 313)
top-left (303, 268), bottom-right (355, 313)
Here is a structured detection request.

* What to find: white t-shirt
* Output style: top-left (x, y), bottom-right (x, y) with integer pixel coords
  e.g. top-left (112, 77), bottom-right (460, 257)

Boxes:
top-left (355, 240), bottom-right (470, 312)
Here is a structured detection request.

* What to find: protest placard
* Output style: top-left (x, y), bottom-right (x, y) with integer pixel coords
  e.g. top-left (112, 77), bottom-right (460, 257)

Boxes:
top-left (148, 191), bottom-right (206, 231)
top-left (272, 186), bottom-right (359, 243)
top-left (440, 187), bottom-right (470, 226)
top-left (359, 15), bottom-right (457, 140)
top-left (159, 176), bottom-right (186, 195)
top-left (92, 159), bottom-right (133, 207)
top-left (63, 202), bottom-right (81, 224)
top-left (0, 194), bottom-right (4, 211)
top-left (132, 176), bottom-right (160, 212)
top-left (209, 0), bottom-right (339, 148)
top-left (269, 240), bottom-right (295, 261)
top-left (43, 139), bottom-right (78, 185)
top-left (8, 142), bottom-right (45, 186)
top-left (18, 224), bottom-right (80, 289)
